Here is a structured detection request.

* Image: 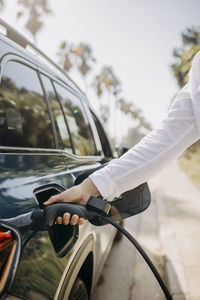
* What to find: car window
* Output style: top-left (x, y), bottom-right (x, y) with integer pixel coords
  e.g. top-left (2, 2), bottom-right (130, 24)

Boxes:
top-left (0, 61), bottom-right (54, 148)
top-left (54, 82), bottom-right (97, 156)
top-left (40, 74), bottom-right (73, 154)
top-left (90, 110), bottom-right (113, 158)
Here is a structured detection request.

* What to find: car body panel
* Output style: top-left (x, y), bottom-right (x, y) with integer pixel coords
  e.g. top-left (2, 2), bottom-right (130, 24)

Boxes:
top-left (0, 148), bottom-right (116, 299)
top-left (0, 27), bottom-right (117, 300)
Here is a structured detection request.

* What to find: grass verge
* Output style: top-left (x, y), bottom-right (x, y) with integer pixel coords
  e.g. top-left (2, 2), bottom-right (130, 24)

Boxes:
top-left (179, 150), bottom-right (200, 190)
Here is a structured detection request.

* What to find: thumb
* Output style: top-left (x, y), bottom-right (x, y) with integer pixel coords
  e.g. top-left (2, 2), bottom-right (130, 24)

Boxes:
top-left (43, 192), bottom-right (65, 206)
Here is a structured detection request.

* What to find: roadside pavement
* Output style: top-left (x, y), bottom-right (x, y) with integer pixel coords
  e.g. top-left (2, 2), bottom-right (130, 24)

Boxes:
top-left (93, 176), bottom-right (166, 299)
top-left (154, 161), bottom-right (200, 300)
top-left (92, 160), bottom-right (200, 300)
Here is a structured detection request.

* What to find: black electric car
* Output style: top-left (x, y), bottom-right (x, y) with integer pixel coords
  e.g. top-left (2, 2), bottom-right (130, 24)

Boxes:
top-left (0, 18), bottom-right (118, 300)
top-left (0, 19), bottom-right (151, 300)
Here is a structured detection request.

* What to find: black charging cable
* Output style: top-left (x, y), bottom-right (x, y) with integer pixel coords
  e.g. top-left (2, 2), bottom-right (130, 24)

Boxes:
top-left (44, 196), bottom-right (173, 300)
top-left (96, 213), bottom-right (173, 300)
top-left (84, 196), bottom-right (172, 299)
top-left (0, 193), bottom-right (173, 300)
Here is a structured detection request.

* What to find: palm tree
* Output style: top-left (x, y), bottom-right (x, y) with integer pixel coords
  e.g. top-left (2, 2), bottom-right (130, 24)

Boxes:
top-left (118, 97), bottom-right (132, 114)
top-left (56, 41), bottom-right (73, 71)
top-left (73, 43), bottom-right (96, 76)
top-left (118, 97), bottom-right (152, 131)
top-left (72, 43), bottom-right (96, 92)
top-left (100, 104), bottom-right (110, 124)
top-left (57, 42), bottom-right (96, 92)
top-left (93, 66), bottom-right (121, 96)
top-left (16, 0), bottom-right (53, 45)
top-left (92, 66), bottom-right (121, 121)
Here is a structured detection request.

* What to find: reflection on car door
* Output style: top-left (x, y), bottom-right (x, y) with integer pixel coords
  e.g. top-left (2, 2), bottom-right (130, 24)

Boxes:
top-left (53, 81), bottom-right (117, 273)
top-left (0, 59), bottom-right (79, 299)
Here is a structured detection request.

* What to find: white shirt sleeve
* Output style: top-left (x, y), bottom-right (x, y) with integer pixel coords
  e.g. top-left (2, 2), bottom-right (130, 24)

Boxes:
top-left (89, 51), bottom-right (200, 201)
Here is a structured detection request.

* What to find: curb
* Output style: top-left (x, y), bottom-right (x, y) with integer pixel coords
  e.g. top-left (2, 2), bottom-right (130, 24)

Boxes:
top-left (156, 191), bottom-right (190, 300)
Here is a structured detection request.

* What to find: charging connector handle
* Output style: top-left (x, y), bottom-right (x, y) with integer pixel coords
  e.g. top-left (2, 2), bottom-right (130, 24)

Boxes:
top-left (44, 197), bottom-right (111, 227)
top-left (44, 202), bottom-right (91, 227)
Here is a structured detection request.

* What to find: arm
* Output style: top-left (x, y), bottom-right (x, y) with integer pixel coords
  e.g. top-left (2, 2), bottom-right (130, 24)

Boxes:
top-left (89, 83), bottom-right (200, 201)
top-left (44, 51), bottom-right (200, 225)
top-left (89, 51), bottom-right (200, 201)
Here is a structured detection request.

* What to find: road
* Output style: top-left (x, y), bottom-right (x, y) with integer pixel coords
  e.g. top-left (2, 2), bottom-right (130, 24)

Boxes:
top-left (92, 161), bottom-right (200, 300)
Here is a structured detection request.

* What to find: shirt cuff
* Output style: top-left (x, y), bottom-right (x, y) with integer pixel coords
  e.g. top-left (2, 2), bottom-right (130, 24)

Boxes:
top-left (89, 170), bottom-right (120, 201)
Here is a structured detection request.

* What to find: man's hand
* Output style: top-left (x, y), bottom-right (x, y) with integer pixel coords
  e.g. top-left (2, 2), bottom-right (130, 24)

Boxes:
top-left (43, 178), bottom-right (100, 226)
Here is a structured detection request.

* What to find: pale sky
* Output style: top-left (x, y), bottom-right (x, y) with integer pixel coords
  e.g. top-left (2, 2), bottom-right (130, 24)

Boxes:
top-left (0, 0), bottom-right (200, 138)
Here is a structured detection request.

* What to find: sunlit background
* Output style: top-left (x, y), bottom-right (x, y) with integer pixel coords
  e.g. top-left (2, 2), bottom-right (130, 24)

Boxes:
top-left (0, 0), bottom-right (200, 146)
top-left (1, 3), bottom-right (200, 298)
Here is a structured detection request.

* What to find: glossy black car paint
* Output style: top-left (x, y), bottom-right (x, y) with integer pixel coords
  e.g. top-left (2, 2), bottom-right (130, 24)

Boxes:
top-left (0, 31), bottom-right (116, 300)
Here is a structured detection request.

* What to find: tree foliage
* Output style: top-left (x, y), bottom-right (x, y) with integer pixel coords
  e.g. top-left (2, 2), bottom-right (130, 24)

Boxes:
top-left (172, 25), bottom-right (200, 156)
top-left (118, 97), bottom-right (152, 131)
top-left (0, 0), bottom-right (5, 11)
top-left (57, 41), bottom-right (96, 77)
top-left (0, 0), bottom-right (152, 144)
top-left (172, 26), bottom-right (200, 88)
top-left (92, 66), bottom-right (121, 98)
top-left (100, 104), bottom-right (110, 124)
top-left (91, 66), bottom-right (121, 123)
top-left (16, 0), bottom-right (53, 44)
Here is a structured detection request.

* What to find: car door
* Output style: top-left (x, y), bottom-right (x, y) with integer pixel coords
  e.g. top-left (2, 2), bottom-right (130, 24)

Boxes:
top-left (0, 57), bottom-right (87, 299)
top-left (37, 71), bottom-right (117, 292)
top-left (52, 81), bottom-right (117, 273)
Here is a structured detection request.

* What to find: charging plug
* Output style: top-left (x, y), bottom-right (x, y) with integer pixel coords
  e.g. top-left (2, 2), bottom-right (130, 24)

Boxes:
top-left (86, 196), bottom-right (111, 216)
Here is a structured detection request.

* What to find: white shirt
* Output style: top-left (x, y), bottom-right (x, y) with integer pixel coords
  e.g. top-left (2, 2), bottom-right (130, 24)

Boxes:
top-left (89, 51), bottom-right (200, 201)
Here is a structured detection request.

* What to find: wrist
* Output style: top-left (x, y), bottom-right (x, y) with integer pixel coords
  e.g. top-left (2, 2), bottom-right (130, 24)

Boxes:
top-left (81, 178), bottom-right (100, 198)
